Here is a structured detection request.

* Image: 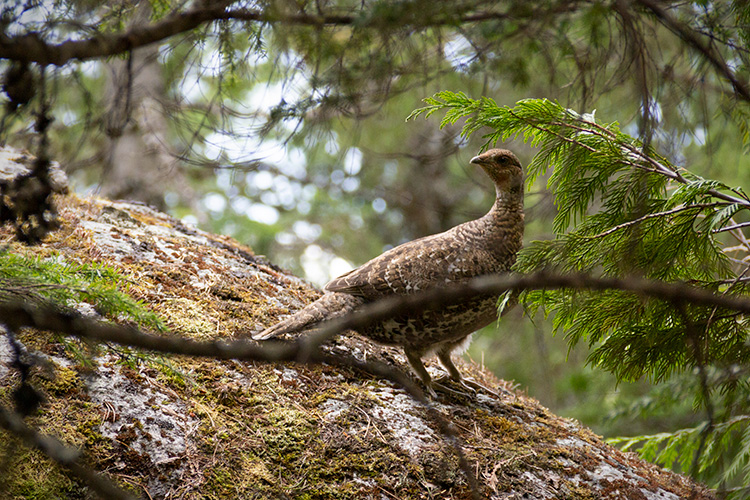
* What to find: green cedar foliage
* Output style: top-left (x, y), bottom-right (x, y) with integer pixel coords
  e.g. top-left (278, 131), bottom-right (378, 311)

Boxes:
top-left (0, 250), bottom-right (165, 333)
top-left (0, 250), bottom-right (188, 386)
top-left (411, 92), bottom-right (750, 494)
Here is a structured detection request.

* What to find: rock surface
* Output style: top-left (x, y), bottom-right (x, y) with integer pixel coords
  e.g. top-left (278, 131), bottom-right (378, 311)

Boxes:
top-left (0, 152), bottom-right (716, 499)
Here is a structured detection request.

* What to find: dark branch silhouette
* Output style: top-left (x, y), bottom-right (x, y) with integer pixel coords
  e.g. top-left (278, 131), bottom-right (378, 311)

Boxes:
top-left (3, 270), bottom-right (745, 498)
top-left (0, 3), bottom-right (512, 66)
top-left (634, 0), bottom-right (750, 102)
top-left (0, 403), bottom-right (137, 500)
top-left (4, 272), bottom-right (750, 363)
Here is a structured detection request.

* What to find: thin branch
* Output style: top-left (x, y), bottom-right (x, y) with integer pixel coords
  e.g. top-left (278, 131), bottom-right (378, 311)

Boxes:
top-left (583, 202), bottom-right (726, 240)
top-left (506, 112), bottom-right (598, 153)
top-left (3, 272), bottom-right (750, 362)
top-left (297, 272), bottom-right (750, 351)
top-left (0, 404), bottom-right (137, 500)
top-left (564, 118), bottom-right (688, 183)
top-left (713, 220), bottom-right (750, 234)
top-left (634, 0), bottom-right (750, 102)
top-left (0, 3), bottom-right (518, 66)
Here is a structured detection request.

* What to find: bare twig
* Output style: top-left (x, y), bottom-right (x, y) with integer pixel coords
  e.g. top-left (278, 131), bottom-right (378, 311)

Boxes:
top-left (0, 404), bottom-right (136, 500)
top-left (0, 3), bottom-right (517, 66)
top-left (297, 271), bottom-right (750, 351)
top-left (3, 272), bottom-right (750, 364)
top-left (634, 0), bottom-right (750, 102)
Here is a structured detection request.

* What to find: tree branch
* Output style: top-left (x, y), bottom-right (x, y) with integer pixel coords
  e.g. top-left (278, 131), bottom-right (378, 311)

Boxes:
top-left (634, 0), bottom-right (750, 102)
top-left (0, 2), bottom-right (232, 66)
top-left (2, 272), bottom-right (750, 362)
top-left (297, 271), bottom-right (750, 351)
top-left (0, 3), bottom-right (515, 66)
top-left (0, 404), bottom-right (136, 500)
top-left (714, 220), bottom-right (750, 234)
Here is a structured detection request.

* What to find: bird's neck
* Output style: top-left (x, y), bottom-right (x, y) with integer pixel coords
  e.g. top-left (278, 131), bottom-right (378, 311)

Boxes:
top-left (475, 187), bottom-right (523, 268)
top-left (482, 180), bottom-right (524, 250)
top-left (492, 179), bottom-right (524, 214)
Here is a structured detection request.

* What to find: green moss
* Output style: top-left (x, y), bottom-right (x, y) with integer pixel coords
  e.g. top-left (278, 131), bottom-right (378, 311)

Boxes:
top-left (474, 409), bottom-right (526, 444)
top-left (0, 442), bottom-right (85, 499)
top-left (562, 483), bottom-right (599, 500)
top-left (261, 408), bottom-right (317, 460)
top-left (240, 451), bottom-right (276, 484)
top-left (39, 364), bottom-right (81, 396)
top-left (204, 466), bottom-right (235, 497)
top-left (76, 414), bottom-right (107, 446)
top-left (160, 297), bottom-right (217, 339)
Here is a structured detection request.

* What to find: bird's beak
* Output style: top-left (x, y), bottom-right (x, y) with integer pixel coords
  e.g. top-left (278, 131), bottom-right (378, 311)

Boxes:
top-left (470, 155), bottom-right (483, 165)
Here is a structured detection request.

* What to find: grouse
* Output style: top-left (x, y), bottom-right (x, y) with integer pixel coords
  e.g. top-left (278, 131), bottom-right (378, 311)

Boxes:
top-left (254, 149), bottom-right (524, 395)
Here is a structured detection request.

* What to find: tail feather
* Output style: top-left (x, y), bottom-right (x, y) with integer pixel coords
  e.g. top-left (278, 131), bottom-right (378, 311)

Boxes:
top-left (252, 308), bottom-right (318, 340)
top-left (252, 292), bottom-right (363, 340)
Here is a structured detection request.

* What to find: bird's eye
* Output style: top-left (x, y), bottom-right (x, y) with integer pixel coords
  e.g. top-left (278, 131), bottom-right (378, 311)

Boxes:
top-left (497, 156), bottom-right (508, 164)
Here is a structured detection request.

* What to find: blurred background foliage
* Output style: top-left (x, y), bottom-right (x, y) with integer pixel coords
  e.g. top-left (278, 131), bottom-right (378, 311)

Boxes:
top-left (2, 0), bottom-right (750, 494)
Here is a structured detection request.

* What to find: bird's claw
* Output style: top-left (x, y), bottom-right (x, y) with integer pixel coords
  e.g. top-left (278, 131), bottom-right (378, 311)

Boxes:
top-left (432, 377), bottom-right (474, 398)
top-left (435, 376), bottom-right (509, 399)
top-left (424, 384), bottom-right (439, 399)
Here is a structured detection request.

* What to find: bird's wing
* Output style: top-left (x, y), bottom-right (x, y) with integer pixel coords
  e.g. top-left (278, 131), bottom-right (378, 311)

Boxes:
top-left (325, 228), bottom-right (487, 299)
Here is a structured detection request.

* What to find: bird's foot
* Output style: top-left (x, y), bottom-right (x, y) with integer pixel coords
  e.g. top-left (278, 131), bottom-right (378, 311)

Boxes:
top-left (432, 377), bottom-right (475, 399)
top-left (435, 376), bottom-right (509, 399)
top-left (423, 383), bottom-right (439, 399)
top-left (432, 381), bottom-right (473, 399)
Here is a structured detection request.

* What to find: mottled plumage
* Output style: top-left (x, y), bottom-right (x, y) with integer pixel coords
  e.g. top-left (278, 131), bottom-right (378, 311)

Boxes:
top-left (254, 149), bottom-right (524, 394)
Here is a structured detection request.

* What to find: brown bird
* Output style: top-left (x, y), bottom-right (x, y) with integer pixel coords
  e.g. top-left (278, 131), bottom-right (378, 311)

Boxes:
top-left (254, 149), bottom-right (524, 395)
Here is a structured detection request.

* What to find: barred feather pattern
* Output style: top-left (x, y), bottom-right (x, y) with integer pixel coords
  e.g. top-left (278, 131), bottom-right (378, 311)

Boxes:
top-left (254, 148), bottom-right (524, 388)
top-left (252, 292), bottom-right (364, 340)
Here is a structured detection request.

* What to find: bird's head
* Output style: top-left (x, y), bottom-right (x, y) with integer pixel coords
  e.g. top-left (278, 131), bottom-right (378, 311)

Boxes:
top-left (470, 148), bottom-right (523, 195)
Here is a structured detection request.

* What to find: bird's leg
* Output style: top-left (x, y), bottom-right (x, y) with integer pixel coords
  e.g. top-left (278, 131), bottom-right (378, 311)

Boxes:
top-left (436, 346), bottom-right (464, 383)
top-left (436, 343), bottom-right (505, 398)
top-left (403, 348), bottom-right (437, 398)
top-left (434, 344), bottom-right (475, 397)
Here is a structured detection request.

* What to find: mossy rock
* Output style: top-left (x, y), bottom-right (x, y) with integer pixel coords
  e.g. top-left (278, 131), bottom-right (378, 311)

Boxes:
top-left (0, 148), bottom-right (716, 499)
